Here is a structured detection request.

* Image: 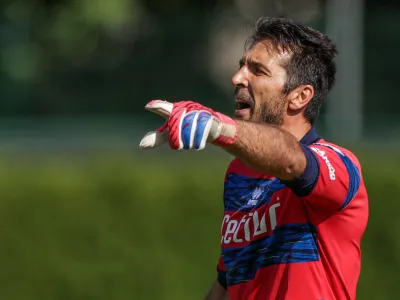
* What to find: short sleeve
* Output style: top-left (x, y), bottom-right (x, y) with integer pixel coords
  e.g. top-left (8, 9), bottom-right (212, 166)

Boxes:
top-left (286, 143), bottom-right (361, 211)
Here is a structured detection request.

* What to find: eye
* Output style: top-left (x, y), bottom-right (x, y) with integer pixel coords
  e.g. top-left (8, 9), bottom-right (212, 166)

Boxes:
top-left (251, 67), bottom-right (264, 76)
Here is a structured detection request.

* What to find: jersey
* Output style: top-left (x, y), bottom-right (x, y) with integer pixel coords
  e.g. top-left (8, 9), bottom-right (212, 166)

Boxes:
top-left (216, 127), bottom-right (369, 300)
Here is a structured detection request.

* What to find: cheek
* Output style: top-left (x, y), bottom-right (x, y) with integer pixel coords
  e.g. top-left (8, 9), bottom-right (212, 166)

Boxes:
top-left (252, 77), bottom-right (284, 98)
top-left (252, 79), bottom-right (283, 109)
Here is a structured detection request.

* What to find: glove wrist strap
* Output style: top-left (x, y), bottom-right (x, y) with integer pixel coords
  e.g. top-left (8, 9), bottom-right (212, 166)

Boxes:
top-left (212, 113), bottom-right (238, 146)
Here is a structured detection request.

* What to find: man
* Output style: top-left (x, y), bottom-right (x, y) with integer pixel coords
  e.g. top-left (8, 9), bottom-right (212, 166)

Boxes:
top-left (139, 17), bottom-right (369, 300)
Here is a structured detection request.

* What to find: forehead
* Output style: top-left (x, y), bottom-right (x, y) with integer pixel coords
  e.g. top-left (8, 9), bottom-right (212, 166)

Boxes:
top-left (243, 40), bottom-right (291, 68)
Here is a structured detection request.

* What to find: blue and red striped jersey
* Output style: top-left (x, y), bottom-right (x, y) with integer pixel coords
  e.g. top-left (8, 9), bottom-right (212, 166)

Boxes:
top-left (217, 128), bottom-right (369, 300)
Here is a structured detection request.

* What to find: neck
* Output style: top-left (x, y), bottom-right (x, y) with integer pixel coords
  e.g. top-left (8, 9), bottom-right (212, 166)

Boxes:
top-left (280, 121), bottom-right (312, 141)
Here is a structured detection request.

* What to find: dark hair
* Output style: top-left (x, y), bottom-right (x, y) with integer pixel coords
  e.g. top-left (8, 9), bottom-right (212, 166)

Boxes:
top-left (245, 17), bottom-right (338, 125)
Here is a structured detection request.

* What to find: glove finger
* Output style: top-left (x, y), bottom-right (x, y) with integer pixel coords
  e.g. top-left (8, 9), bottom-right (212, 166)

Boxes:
top-left (145, 100), bottom-right (173, 119)
top-left (181, 111), bottom-right (198, 150)
top-left (194, 111), bottom-right (213, 150)
top-left (168, 107), bottom-right (186, 150)
top-left (139, 129), bottom-right (168, 149)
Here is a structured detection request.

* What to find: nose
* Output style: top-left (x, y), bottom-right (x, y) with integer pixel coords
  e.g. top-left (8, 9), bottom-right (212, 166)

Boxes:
top-left (232, 66), bottom-right (248, 88)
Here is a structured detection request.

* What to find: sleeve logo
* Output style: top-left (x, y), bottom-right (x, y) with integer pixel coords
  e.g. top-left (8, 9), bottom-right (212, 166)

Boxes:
top-left (310, 147), bottom-right (336, 180)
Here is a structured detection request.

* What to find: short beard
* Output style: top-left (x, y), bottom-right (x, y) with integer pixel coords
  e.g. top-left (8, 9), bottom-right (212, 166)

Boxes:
top-left (255, 96), bottom-right (286, 125)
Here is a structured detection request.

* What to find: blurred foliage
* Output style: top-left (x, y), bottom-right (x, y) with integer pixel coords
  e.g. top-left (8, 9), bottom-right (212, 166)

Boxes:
top-left (0, 150), bottom-right (397, 299)
top-left (0, 1), bottom-right (397, 299)
top-left (1, 0), bottom-right (136, 72)
top-left (0, 0), bottom-right (399, 127)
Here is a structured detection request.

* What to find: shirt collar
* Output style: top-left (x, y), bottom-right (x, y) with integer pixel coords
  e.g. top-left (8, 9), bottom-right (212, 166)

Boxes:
top-left (299, 127), bottom-right (321, 145)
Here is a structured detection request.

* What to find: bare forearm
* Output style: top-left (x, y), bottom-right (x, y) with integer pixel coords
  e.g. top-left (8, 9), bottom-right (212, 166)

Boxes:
top-left (222, 120), bottom-right (306, 180)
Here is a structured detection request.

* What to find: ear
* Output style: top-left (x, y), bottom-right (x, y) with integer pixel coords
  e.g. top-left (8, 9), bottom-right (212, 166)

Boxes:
top-left (287, 85), bottom-right (314, 110)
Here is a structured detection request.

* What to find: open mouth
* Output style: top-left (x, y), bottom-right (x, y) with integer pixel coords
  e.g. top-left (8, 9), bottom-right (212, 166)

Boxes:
top-left (234, 100), bottom-right (253, 118)
top-left (235, 100), bottom-right (253, 111)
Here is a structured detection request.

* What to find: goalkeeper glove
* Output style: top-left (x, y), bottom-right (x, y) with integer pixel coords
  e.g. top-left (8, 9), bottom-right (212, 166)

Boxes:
top-left (139, 100), bottom-right (238, 150)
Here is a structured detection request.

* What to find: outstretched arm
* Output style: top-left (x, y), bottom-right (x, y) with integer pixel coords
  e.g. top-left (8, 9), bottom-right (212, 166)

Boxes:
top-left (222, 120), bottom-right (307, 181)
top-left (140, 100), bottom-right (307, 181)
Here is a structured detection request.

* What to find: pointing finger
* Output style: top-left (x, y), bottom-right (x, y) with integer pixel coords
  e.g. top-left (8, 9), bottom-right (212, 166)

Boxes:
top-left (145, 100), bottom-right (173, 119)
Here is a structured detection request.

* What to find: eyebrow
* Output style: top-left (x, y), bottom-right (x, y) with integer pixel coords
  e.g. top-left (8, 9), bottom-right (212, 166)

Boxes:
top-left (239, 57), bottom-right (271, 75)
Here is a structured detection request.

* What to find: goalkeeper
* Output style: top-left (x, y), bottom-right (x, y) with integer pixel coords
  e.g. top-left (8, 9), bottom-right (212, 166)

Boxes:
top-left (140, 17), bottom-right (369, 300)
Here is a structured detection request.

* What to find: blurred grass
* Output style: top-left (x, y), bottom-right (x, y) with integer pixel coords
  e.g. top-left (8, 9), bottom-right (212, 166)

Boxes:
top-left (0, 149), bottom-right (397, 299)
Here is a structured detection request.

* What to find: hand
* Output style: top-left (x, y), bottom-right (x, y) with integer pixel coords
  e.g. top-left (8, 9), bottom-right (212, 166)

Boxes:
top-left (139, 100), bottom-right (237, 150)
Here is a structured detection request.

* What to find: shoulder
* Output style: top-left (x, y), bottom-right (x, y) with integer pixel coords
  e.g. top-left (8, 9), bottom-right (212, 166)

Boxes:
top-left (309, 140), bottom-right (362, 170)
top-left (298, 139), bottom-right (366, 210)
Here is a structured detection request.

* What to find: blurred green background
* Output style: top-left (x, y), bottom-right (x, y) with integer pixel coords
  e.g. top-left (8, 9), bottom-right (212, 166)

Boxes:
top-left (0, 0), bottom-right (399, 299)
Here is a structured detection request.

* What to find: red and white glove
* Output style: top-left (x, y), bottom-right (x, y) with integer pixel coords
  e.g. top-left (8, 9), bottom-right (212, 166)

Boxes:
top-left (139, 100), bottom-right (238, 150)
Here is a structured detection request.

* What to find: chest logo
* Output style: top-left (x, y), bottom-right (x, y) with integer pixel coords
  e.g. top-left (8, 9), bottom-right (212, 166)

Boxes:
top-left (247, 186), bottom-right (264, 206)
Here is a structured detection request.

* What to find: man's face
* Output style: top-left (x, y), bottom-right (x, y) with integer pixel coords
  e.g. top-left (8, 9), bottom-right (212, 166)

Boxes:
top-left (232, 41), bottom-right (290, 125)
